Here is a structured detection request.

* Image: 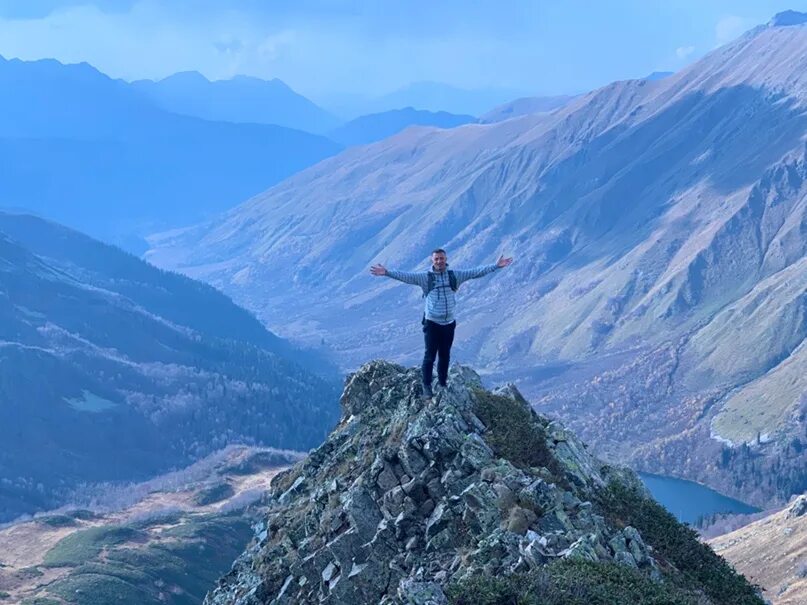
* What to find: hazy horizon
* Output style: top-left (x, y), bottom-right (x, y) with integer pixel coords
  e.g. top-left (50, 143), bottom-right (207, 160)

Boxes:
top-left (1, 0), bottom-right (806, 101)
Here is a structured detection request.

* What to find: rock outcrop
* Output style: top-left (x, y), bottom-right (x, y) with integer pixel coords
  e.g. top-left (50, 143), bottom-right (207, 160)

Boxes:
top-left (786, 494), bottom-right (807, 519)
top-left (206, 361), bottom-right (763, 605)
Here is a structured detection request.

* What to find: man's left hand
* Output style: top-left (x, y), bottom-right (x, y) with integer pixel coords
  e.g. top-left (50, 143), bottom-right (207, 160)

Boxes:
top-left (496, 255), bottom-right (513, 268)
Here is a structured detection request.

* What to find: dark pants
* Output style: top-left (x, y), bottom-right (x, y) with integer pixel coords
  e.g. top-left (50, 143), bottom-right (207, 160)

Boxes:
top-left (422, 320), bottom-right (456, 387)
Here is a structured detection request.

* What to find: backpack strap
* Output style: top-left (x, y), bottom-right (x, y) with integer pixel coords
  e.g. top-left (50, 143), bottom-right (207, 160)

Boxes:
top-left (425, 270), bottom-right (458, 294)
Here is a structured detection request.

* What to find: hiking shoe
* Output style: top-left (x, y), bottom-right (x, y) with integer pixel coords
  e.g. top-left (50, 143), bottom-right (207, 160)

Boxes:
top-left (422, 383), bottom-right (434, 399)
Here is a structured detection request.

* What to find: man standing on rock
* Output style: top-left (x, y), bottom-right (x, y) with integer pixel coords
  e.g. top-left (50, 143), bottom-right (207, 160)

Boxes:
top-left (370, 249), bottom-right (513, 398)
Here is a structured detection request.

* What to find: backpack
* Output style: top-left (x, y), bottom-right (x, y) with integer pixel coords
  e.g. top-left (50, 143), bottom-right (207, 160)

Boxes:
top-left (422, 270), bottom-right (457, 325)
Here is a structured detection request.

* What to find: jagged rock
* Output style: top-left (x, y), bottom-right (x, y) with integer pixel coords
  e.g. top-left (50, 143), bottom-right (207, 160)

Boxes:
top-left (203, 361), bottom-right (744, 605)
top-left (786, 494), bottom-right (807, 518)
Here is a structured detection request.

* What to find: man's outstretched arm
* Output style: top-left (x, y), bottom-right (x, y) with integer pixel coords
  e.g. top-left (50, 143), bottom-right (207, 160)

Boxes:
top-left (454, 255), bottom-right (513, 285)
top-left (370, 263), bottom-right (429, 287)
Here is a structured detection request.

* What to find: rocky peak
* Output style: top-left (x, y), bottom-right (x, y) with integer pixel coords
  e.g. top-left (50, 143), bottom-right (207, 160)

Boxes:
top-left (769, 10), bottom-right (807, 27)
top-left (205, 361), bottom-right (763, 605)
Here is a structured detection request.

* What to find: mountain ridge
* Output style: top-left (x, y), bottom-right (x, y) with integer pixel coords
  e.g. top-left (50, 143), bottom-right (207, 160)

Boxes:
top-left (0, 212), bottom-right (340, 522)
top-left (130, 70), bottom-right (340, 134)
top-left (0, 55), bottom-right (342, 246)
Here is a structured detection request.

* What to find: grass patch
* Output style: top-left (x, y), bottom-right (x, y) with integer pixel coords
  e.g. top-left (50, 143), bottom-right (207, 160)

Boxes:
top-left (127, 509), bottom-right (184, 529)
top-left (18, 567), bottom-right (44, 578)
top-left (447, 558), bottom-right (705, 605)
top-left (68, 510), bottom-right (98, 521)
top-left (597, 480), bottom-right (764, 605)
top-left (43, 526), bottom-right (143, 567)
top-left (41, 514), bottom-right (253, 605)
top-left (471, 388), bottom-right (560, 476)
top-left (47, 573), bottom-right (152, 605)
top-left (20, 598), bottom-right (62, 605)
top-left (36, 514), bottom-right (77, 528)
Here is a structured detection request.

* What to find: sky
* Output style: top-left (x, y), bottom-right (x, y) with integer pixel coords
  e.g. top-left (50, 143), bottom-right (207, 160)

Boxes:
top-left (0, 0), bottom-right (805, 99)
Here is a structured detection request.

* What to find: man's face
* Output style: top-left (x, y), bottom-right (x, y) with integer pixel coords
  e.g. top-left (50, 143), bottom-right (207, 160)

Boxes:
top-left (432, 252), bottom-right (447, 271)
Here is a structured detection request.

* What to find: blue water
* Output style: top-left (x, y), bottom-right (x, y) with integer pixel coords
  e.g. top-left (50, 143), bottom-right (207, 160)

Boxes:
top-left (638, 473), bottom-right (760, 525)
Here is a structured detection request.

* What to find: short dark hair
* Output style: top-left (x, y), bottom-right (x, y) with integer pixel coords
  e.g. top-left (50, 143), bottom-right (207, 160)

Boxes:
top-left (431, 248), bottom-right (447, 256)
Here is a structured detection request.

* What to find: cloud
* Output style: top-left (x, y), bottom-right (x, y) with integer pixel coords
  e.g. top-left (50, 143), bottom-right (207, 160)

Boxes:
top-left (0, 0), bottom-right (135, 19)
top-left (715, 15), bottom-right (752, 46)
top-left (0, 0), bottom-right (739, 98)
top-left (675, 45), bottom-right (695, 59)
top-left (0, 0), bottom-right (539, 95)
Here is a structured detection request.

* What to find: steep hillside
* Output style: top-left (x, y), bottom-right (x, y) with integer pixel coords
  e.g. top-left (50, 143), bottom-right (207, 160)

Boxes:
top-left (205, 361), bottom-right (762, 605)
top-left (0, 56), bottom-right (341, 247)
top-left (131, 71), bottom-right (340, 134)
top-left (146, 14), bottom-right (807, 506)
top-left (709, 495), bottom-right (807, 605)
top-left (0, 213), bottom-right (340, 522)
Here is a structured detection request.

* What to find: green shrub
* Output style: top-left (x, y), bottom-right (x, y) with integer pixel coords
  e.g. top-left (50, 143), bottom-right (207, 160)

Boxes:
top-left (68, 509), bottom-right (98, 521)
top-left (36, 514), bottom-right (77, 528)
top-left (193, 482), bottom-right (235, 506)
top-left (447, 559), bottom-right (704, 605)
top-left (18, 567), bottom-right (44, 578)
top-left (597, 481), bottom-right (764, 605)
top-left (20, 598), bottom-right (62, 605)
top-left (471, 389), bottom-right (560, 476)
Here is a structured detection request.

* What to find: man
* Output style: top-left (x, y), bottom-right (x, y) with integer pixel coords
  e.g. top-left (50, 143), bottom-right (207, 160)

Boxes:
top-left (370, 249), bottom-right (513, 398)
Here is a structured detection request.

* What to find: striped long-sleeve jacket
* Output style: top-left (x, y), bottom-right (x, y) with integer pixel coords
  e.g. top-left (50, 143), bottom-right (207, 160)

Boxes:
top-left (385, 264), bottom-right (499, 325)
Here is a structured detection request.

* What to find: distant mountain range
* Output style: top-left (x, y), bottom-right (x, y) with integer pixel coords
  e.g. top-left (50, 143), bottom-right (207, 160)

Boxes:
top-left (328, 107), bottom-right (477, 146)
top-left (146, 12), bottom-right (807, 508)
top-left (317, 81), bottom-right (530, 119)
top-left (130, 71), bottom-right (341, 134)
top-left (0, 212), bottom-right (340, 522)
top-left (0, 55), bottom-right (342, 249)
top-left (0, 55), bottom-right (519, 249)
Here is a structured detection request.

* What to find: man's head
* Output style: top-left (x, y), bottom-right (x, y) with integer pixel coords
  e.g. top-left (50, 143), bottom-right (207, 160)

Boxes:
top-left (431, 248), bottom-right (447, 272)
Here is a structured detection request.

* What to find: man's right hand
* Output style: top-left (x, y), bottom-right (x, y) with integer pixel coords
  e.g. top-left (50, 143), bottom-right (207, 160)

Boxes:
top-left (370, 263), bottom-right (387, 276)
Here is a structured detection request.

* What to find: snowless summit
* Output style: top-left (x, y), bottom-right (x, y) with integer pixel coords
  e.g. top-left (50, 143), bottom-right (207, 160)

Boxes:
top-left (205, 361), bottom-right (761, 604)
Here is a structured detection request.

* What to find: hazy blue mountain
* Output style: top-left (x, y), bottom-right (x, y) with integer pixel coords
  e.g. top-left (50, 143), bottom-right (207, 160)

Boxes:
top-left (327, 107), bottom-right (477, 146)
top-left (318, 81), bottom-right (526, 119)
top-left (130, 71), bottom-right (341, 134)
top-left (147, 14), bottom-right (807, 508)
top-left (0, 212), bottom-right (340, 522)
top-left (0, 55), bottom-right (342, 249)
top-left (374, 81), bottom-right (525, 116)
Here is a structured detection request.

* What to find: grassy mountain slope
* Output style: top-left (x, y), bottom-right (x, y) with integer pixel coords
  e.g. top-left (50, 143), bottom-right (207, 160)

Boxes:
top-left (0, 213), bottom-right (339, 522)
